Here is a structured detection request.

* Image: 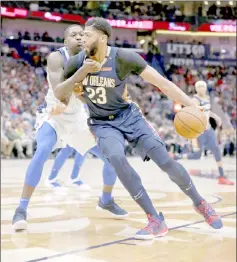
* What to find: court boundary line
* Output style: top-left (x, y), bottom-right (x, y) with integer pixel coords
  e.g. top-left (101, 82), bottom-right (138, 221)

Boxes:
top-left (26, 211), bottom-right (236, 262)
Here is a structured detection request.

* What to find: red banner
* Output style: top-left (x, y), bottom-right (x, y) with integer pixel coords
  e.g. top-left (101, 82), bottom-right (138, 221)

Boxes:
top-left (153, 21), bottom-right (191, 31)
top-left (4, 6), bottom-right (235, 33)
top-left (106, 19), bottom-right (153, 30)
top-left (31, 11), bottom-right (86, 24)
top-left (30, 12), bottom-right (153, 30)
top-left (1, 6), bottom-right (28, 18)
top-left (198, 23), bottom-right (236, 33)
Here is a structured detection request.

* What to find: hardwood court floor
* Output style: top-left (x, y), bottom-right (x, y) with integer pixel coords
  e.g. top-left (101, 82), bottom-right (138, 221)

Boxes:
top-left (1, 156), bottom-right (236, 262)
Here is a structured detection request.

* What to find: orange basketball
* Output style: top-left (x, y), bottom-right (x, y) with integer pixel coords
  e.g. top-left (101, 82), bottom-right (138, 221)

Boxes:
top-left (174, 106), bottom-right (207, 139)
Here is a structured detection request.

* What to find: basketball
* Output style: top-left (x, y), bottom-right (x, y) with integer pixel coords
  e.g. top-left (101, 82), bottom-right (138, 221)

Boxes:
top-left (174, 106), bottom-right (207, 139)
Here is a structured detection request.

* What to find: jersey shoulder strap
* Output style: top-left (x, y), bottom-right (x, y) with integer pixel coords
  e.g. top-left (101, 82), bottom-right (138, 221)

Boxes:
top-left (193, 95), bottom-right (202, 103)
top-left (109, 46), bottom-right (118, 57)
top-left (56, 47), bottom-right (69, 68)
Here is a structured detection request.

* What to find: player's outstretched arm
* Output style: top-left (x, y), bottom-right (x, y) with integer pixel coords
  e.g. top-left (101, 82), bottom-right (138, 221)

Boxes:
top-left (140, 65), bottom-right (197, 107)
top-left (209, 111), bottom-right (222, 126)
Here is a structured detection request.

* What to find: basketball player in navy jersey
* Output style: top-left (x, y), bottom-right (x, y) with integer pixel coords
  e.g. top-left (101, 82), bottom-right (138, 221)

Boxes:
top-left (12, 24), bottom-right (127, 231)
top-left (180, 80), bottom-right (234, 185)
top-left (59, 18), bottom-right (222, 240)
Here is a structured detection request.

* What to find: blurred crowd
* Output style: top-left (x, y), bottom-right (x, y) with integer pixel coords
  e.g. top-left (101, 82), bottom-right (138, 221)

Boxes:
top-left (4, 1), bottom-right (236, 22)
top-left (205, 2), bottom-right (236, 20)
top-left (1, 43), bottom-right (236, 159)
top-left (1, 58), bottom-right (47, 159)
top-left (14, 30), bottom-right (136, 49)
top-left (17, 31), bottom-right (59, 43)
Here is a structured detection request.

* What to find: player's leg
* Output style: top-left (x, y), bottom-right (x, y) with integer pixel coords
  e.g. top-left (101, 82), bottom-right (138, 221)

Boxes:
top-left (46, 145), bottom-right (74, 187)
top-left (184, 135), bottom-right (205, 160)
top-left (97, 134), bottom-right (168, 238)
top-left (69, 150), bottom-right (91, 190)
top-left (91, 123), bottom-right (168, 238)
top-left (124, 103), bottom-right (222, 231)
top-left (171, 135), bottom-right (205, 161)
top-left (207, 128), bottom-right (234, 185)
top-left (89, 145), bottom-right (128, 218)
top-left (137, 134), bottom-right (223, 230)
top-left (12, 122), bottom-right (57, 230)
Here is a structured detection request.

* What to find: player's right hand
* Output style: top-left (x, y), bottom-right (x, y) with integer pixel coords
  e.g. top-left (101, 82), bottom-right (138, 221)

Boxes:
top-left (197, 106), bottom-right (205, 112)
top-left (83, 59), bottom-right (102, 73)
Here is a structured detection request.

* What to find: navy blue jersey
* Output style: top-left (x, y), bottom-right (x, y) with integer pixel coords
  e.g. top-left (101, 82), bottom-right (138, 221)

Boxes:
top-left (64, 47), bottom-right (147, 118)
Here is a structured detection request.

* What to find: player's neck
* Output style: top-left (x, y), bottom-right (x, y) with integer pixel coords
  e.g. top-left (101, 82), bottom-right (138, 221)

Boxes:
top-left (67, 48), bottom-right (79, 57)
top-left (91, 45), bottom-right (109, 63)
top-left (198, 94), bottom-right (208, 99)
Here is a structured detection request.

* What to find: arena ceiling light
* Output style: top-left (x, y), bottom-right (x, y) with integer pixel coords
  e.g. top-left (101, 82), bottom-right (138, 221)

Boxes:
top-left (169, 0), bottom-right (174, 3)
top-left (204, 1), bottom-right (209, 5)
top-left (229, 1), bottom-right (233, 5)
top-left (216, 0), bottom-right (221, 6)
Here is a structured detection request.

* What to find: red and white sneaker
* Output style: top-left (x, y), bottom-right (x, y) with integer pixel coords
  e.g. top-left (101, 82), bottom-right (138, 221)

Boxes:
top-left (194, 200), bottom-right (223, 229)
top-left (135, 213), bottom-right (168, 240)
top-left (218, 177), bottom-right (234, 185)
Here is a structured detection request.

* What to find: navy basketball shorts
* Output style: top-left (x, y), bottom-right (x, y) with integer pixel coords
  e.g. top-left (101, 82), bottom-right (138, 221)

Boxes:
top-left (88, 103), bottom-right (166, 161)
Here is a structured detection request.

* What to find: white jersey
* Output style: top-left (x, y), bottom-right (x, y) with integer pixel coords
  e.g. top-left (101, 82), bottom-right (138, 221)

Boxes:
top-left (193, 94), bottom-right (211, 128)
top-left (35, 47), bottom-right (96, 153)
top-left (44, 47), bottom-right (83, 122)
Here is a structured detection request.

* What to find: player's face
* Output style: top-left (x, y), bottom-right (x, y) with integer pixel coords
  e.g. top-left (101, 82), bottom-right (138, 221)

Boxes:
top-left (65, 26), bottom-right (83, 53)
top-left (82, 26), bottom-right (104, 57)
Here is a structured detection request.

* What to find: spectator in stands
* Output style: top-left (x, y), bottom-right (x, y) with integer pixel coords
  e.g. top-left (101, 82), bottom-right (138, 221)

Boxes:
top-left (1, 117), bottom-right (14, 159)
top-left (18, 32), bottom-right (23, 40)
top-left (33, 32), bottom-right (41, 41)
top-left (114, 37), bottom-right (122, 47)
top-left (4, 121), bottom-right (25, 159)
top-left (23, 31), bottom-right (31, 40)
top-left (174, 7), bottom-right (183, 22)
top-left (207, 3), bottom-right (218, 18)
top-left (42, 32), bottom-right (54, 42)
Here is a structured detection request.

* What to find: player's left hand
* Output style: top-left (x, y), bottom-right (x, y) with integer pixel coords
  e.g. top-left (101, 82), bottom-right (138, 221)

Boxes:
top-left (189, 102), bottom-right (205, 112)
top-left (49, 103), bottom-right (67, 116)
top-left (73, 83), bottom-right (84, 97)
top-left (197, 106), bottom-right (205, 112)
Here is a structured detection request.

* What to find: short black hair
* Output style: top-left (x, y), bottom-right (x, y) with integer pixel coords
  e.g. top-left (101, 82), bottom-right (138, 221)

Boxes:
top-left (85, 17), bottom-right (112, 38)
top-left (64, 24), bottom-right (82, 39)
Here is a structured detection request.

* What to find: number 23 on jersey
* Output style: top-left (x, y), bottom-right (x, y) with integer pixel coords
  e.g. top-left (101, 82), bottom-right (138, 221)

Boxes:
top-left (86, 87), bottom-right (107, 104)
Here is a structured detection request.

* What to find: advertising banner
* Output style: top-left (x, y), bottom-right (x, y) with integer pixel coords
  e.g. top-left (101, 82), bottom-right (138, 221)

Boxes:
top-left (160, 42), bottom-right (210, 58)
top-left (164, 57), bottom-right (236, 67)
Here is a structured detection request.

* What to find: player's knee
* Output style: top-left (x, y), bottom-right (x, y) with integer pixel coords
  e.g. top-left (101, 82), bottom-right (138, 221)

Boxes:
top-left (159, 158), bottom-right (174, 172)
top-left (35, 141), bottom-right (54, 161)
top-left (99, 137), bottom-right (124, 159)
top-left (109, 153), bottom-right (127, 168)
top-left (148, 145), bottom-right (171, 167)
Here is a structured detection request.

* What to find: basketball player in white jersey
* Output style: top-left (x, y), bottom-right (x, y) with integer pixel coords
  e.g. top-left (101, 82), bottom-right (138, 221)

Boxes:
top-left (181, 80), bottom-right (234, 185)
top-left (12, 25), bottom-right (127, 231)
